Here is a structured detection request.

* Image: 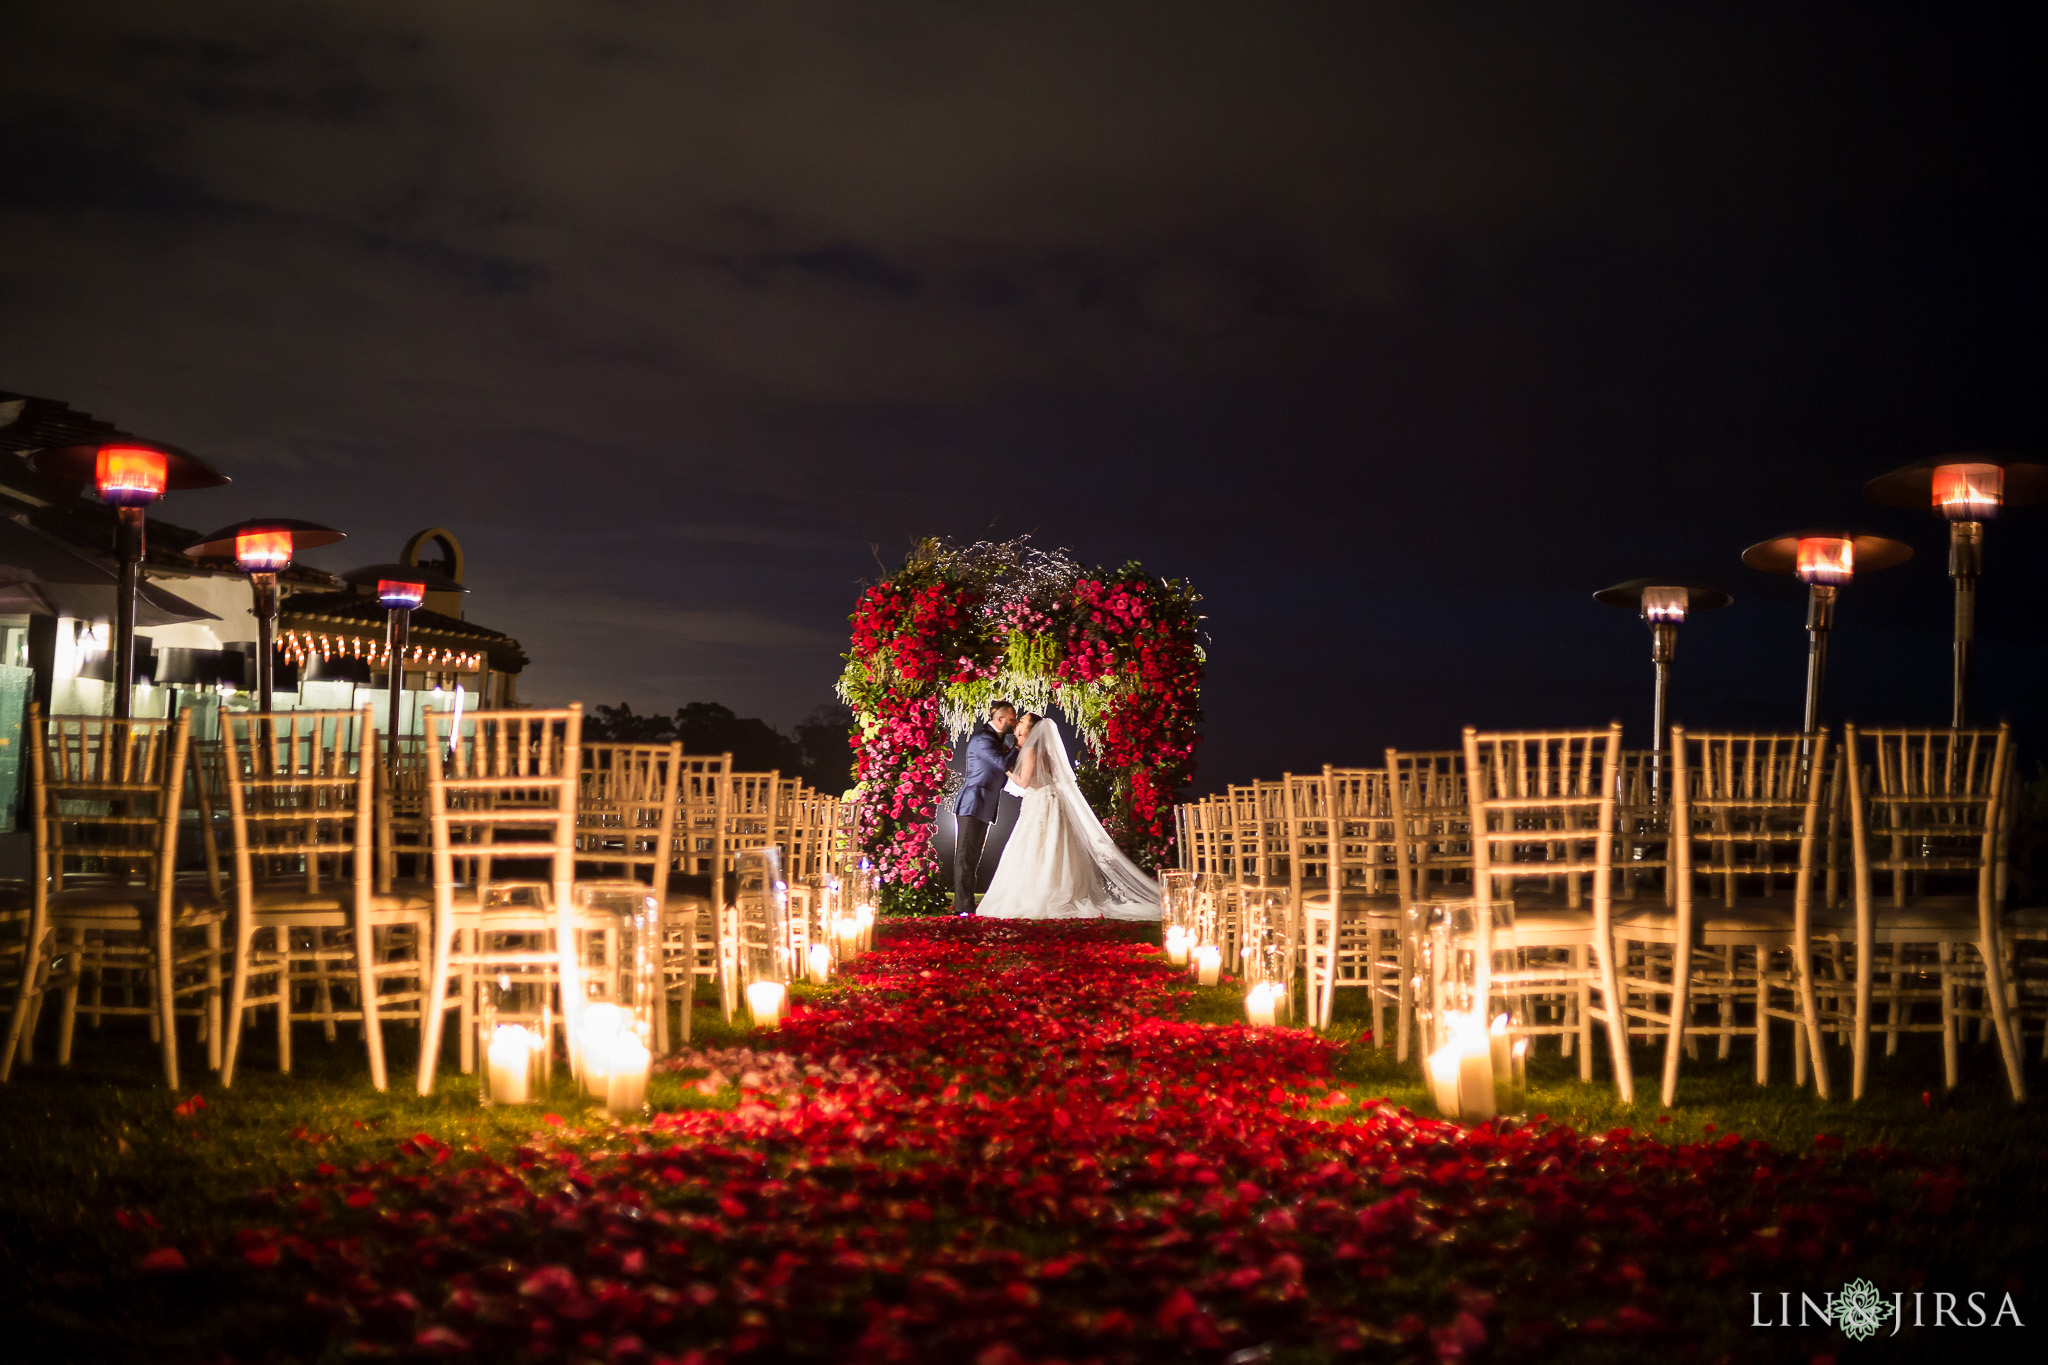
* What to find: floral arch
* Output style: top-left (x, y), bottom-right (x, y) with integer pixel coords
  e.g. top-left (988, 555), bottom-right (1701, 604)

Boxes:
top-left (837, 538), bottom-right (1204, 913)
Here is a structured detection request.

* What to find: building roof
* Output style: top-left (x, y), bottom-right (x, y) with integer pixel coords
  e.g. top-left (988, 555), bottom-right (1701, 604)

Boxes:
top-left (279, 590), bottom-right (529, 673)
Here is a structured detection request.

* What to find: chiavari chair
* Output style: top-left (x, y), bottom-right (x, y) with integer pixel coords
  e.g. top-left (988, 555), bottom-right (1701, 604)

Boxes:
top-left (1296, 769), bottom-right (1404, 1035)
top-left (1612, 729), bottom-right (1834, 1105)
top-left (669, 752), bottom-right (734, 1012)
top-left (216, 708), bottom-right (432, 1090)
top-left (1464, 722), bottom-right (1635, 1103)
top-left (1839, 723), bottom-right (2025, 1101)
top-left (1999, 765), bottom-right (2048, 1059)
top-left (1386, 749), bottom-right (1472, 1060)
top-left (2, 708), bottom-right (221, 1090)
top-left (577, 741), bottom-right (689, 1050)
top-left (415, 705), bottom-right (584, 1095)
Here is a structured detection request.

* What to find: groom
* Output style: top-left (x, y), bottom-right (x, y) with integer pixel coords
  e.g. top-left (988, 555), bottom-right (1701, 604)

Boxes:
top-left (953, 699), bottom-right (1018, 915)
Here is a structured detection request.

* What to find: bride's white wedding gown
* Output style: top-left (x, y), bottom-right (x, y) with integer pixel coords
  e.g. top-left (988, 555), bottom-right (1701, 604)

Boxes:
top-left (975, 719), bottom-right (1160, 921)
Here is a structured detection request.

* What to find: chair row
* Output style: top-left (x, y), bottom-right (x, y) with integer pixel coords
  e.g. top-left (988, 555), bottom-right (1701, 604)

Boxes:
top-left (1174, 723), bottom-right (2035, 1106)
top-left (0, 704), bottom-right (863, 1094)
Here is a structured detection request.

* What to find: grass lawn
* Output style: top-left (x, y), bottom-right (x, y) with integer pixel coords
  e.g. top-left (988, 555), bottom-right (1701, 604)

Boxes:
top-left (0, 925), bottom-right (2042, 1363)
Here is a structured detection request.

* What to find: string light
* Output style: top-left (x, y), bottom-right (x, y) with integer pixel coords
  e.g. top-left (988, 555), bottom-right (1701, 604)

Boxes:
top-left (277, 628), bottom-right (482, 672)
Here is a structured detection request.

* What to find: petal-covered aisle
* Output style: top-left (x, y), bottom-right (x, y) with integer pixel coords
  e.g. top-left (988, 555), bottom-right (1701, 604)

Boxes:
top-left (221, 921), bottom-right (1920, 1362)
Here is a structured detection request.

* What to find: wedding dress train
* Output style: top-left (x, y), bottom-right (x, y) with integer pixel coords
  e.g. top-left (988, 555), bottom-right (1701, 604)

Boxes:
top-left (975, 718), bottom-right (1160, 921)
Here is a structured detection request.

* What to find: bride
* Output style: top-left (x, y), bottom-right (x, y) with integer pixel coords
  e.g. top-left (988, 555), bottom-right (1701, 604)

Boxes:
top-left (975, 713), bottom-right (1160, 921)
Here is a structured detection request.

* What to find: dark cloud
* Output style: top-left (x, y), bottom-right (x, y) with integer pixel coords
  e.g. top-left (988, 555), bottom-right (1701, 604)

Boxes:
top-left (1, 3), bottom-right (2040, 782)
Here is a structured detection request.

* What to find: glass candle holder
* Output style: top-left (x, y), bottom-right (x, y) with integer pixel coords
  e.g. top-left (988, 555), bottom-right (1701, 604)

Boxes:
top-left (735, 847), bottom-right (791, 987)
top-left (1409, 896), bottom-right (1525, 1119)
top-left (477, 970), bottom-right (552, 1106)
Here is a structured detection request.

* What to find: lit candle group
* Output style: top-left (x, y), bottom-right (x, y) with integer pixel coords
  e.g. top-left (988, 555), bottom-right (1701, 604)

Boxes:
top-left (576, 1002), bottom-right (653, 1117)
top-left (1164, 924), bottom-right (1190, 966)
top-left (746, 980), bottom-right (787, 1028)
top-left (1426, 1012), bottom-right (1528, 1121)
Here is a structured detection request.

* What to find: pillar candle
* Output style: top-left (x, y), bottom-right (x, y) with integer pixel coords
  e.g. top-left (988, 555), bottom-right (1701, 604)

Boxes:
top-left (1164, 925), bottom-right (1190, 966)
top-left (1245, 981), bottom-right (1279, 1027)
top-left (1194, 945), bottom-right (1222, 987)
top-left (1453, 1016), bottom-right (1497, 1121)
top-left (746, 980), bottom-right (786, 1028)
top-left (579, 1003), bottom-right (625, 1098)
top-left (604, 1036), bottom-right (651, 1117)
top-left (486, 1025), bottom-right (533, 1105)
top-left (1426, 1042), bottom-right (1462, 1116)
top-left (807, 941), bottom-right (833, 984)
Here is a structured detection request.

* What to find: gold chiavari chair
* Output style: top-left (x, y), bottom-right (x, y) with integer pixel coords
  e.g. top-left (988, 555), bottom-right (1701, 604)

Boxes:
top-left (1998, 764), bottom-right (2048, 1059)
top-left (1386, 749), bottom-right (1472, 1061)
top-left (375, 735), bottom-right (432, 894)
top-left (2, 708), bottom-right (222, 1090)
top-left (1840, 723), bottom-right (2025, 1102)
top-left (217, 708), bottom-right (432, 1091)
top-left (668, 752), bottom-right (734, 1012)
top-left (1297, 769), bottom-right (1404, 1034)
top-left (415, 705), bottom-right (584, 1096)
top-left (577, 741), bottom-right (688, 1051)
top-left (1613, 749), bottom-right (1678, 905)
top-left (1613, 729), bottom-right (1834, 1106)
top-left (1464, 723), bottom-right (1635, 1103)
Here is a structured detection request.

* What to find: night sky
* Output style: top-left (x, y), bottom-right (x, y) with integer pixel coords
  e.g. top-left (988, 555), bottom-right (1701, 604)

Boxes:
top-left (4, 6), bottom-right (2041, 787)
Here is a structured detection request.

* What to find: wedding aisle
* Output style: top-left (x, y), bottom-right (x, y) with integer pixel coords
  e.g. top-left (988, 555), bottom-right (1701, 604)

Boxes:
top-left (92, 918), bottom-right (1988, 1363)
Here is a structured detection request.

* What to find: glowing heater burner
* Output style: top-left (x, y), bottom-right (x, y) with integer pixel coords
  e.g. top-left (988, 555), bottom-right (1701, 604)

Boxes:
top-left (1794, 537), bottom-right (1854, 587)
top-left (1640, 584), bottom-right (1689, 624)
top-left (1931, 462), bottom-right (2004, 521)
top-left (234, 529), bottom-right (294, 573)
top-left (94, 446), bottom-right (168, 508)
top-left (378, 578), bottom-right (427, 610)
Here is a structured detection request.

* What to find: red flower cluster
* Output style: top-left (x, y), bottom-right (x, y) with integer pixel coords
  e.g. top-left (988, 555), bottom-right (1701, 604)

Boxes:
top-left (172, 921), bottom-right (1927, 1365)
top-left (850, 582), bottom-right (987, 686)
top-left (1058, 572), bottom-right (1203, 866)
top-left (843, 552), bottom-right (1203, 886)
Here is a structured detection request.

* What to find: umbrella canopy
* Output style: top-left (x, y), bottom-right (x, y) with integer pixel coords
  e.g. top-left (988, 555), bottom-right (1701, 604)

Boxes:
top-left (0, 515), bottom-right (219, 625)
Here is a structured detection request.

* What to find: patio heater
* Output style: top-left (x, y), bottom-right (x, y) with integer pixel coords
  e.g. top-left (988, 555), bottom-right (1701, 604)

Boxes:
top-left (1741, 532), bottom-right (1911, 734)
top-left (185, 519), bottom-right (345, 711)
top-left (342, 562), bottom-right (465, 751)
top-left (30, 442), bottom-right (229, 719)
top-left (1592, 577), bottom-right (1730, 793)
top-left (1863, 454), bottom-right (2048, 726)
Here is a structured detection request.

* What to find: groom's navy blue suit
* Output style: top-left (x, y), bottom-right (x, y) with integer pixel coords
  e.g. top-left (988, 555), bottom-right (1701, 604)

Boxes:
top-left (953, 720), bottom-right (1016, 913)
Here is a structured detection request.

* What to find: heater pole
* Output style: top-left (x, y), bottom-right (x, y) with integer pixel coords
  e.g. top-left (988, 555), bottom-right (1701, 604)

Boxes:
top-left (387, 605), bottom-right (411, 757)
top-left (1803, 584), bottom-right (1835, 737)
top-left (1949, 520), bottom-right (1982, 729)
top-left (251, 571), bottom-right (281, 714)
top-left (113, 507), bottom-right (145, 721)
top-left (1649, 620), bottom-right (1677, 803)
